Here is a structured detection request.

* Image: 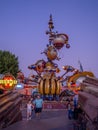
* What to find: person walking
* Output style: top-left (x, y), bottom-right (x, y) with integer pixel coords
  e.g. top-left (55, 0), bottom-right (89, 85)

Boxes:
top-left (27, 100), bottom-right (34, 120)
top-left (73, 92), bottom-right (78, 108)
top-left (67, 101), bottom-right (72, 120)
top-left (33, 94), bottom-right (43, 119)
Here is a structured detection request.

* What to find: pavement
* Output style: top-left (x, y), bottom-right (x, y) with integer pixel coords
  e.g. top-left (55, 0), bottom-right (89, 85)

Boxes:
top-left (3, 110), bottom-right (74, 130)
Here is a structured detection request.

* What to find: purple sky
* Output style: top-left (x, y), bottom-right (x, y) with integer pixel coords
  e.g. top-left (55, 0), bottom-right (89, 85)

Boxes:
top-left (0, 0), bottom-right (98, 77)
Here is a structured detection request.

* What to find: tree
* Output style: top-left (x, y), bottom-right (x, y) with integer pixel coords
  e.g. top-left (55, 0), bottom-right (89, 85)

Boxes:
top-left (0, 50), bottom-right (19, 77)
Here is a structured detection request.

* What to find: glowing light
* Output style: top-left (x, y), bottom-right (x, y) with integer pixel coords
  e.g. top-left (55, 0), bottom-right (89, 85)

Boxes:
top-left (15, 84), bottom-right (24, 89)
top-left (0, 74), bottom-right (17, 90)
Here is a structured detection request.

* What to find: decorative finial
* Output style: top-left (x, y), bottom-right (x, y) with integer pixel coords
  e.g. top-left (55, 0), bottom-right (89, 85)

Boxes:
top-left (48, 14), bottom-right (54, 31)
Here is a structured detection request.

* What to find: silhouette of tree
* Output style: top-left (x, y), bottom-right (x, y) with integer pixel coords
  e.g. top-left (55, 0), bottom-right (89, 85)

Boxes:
top-left (0, 50), bottom-right (19, 77)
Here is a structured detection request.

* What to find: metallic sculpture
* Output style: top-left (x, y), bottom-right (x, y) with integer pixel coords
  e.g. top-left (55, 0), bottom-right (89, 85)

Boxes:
top-left (28, 15), bottom-right (94, 99)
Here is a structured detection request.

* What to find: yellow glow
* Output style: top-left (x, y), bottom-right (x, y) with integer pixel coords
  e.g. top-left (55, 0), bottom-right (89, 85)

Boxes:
top-left (0, 79), bottom-right (17, 86)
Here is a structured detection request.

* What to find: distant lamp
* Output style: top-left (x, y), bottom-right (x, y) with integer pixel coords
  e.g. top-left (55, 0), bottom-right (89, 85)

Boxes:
top-left (62, 66), bottom-right (67, 70)
top-left (15, 84), bottom-right (24, 89)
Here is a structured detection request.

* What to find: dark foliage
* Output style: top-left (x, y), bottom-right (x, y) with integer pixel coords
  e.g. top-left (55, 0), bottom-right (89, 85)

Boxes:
top-left (0, 50), bottom-right (19, 77)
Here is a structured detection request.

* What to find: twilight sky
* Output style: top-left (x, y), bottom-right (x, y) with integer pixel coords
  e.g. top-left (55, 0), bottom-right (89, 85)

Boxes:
top-left (0, 0), bottom-right (98, 77)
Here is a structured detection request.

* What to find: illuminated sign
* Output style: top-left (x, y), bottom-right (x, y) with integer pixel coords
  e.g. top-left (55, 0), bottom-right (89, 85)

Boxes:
top-left (0, 73), bottom-right (17, 90)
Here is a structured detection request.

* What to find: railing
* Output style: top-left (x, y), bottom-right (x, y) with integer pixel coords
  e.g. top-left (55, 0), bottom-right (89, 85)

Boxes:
top-left (75, 102), bottom-right (98, 130)
top-left (0, 91), bottom-right (22, 129)
top-left (93, 107), bottom-right (98, 130)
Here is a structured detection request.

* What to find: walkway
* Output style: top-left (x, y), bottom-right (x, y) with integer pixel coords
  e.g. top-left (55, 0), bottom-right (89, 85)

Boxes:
top-left (3, 110), bottom-right (74, 130)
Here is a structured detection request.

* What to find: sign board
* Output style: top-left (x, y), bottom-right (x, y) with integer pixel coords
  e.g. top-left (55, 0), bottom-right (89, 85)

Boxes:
top-left (0, 73), bottom-right (17, 90)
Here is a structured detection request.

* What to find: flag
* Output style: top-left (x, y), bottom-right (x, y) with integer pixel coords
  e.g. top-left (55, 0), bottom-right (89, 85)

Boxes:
top-left (78, 60), bottom-right (83, 72)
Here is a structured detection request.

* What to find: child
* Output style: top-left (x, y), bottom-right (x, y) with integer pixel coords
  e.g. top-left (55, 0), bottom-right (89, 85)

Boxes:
top-left (27, 100), bottom-right (34, 120)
